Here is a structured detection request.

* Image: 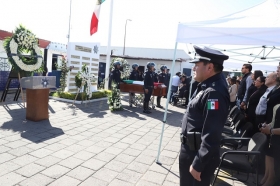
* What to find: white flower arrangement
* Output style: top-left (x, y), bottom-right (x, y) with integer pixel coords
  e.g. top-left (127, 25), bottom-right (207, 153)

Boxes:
top-left (9, 39), bottom-right (42, 72)
top-left (75, 64), bottom-right (95, 99)
top-left (79, 69), bottom-right (95, 98)
top-left (3, 25), bottom-right (43, 73)
top-left (16, 30), bottom-right (36, 49)
top-left (107, 81), bottom-right (123, 111)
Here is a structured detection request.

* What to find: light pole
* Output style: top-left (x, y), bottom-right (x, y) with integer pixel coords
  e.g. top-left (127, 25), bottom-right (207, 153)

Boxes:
top-left (123, 19), bottom-right (132, 56)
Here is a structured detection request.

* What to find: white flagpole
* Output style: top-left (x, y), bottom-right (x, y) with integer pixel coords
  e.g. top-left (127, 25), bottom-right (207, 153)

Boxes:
top-left (104, 0), bottom-right (114, 89)
top-left (67, 0), bottom-right (72, 43)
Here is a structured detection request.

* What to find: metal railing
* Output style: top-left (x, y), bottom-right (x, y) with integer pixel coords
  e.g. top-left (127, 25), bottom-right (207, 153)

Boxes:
top-left (0, 58), bottom-right (10, 71)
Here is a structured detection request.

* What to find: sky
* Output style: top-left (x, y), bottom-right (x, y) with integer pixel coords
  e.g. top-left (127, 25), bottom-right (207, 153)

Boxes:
top-left (0, 0), bottom-right (266, 50)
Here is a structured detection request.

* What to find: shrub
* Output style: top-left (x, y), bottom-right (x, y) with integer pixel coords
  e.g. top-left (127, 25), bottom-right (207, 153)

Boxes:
top-left (49, 90), bottom-right (111, 101)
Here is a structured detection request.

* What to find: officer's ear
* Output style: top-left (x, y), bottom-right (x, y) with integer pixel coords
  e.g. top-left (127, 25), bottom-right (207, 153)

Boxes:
top-left (207, 63), bottom-right (214, 71)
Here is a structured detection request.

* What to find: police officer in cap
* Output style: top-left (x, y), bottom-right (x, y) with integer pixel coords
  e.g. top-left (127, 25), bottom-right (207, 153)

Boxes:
top-left (109, 61), bottom-right (123, 89)
top-left (129, 63), bottom-right (142, 107)
top-left (143, 62), bottom-right (156, 114)
top-left (179, 46), bottom-right (229, 186)
top-left (156, 65), bottom-right (167, 108)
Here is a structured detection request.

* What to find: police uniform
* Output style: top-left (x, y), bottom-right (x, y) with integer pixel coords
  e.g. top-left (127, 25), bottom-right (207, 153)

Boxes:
top-left (143, 66), bottom-right (155, 114)
top-left (153, 71), bottom-right (158, 82)
top-left (129, 67), bottom-right (142, 106)
top-left (179, 46), bottom-right (230, 186)
top-left (109, 68), bottom-right (122, 88)
top-left (164, 70), bottom-right (171, 98)
top-left (129, 70), bottom-right (142, 81)
top-left (156, 70), bottom-right (167, 108)
top-left (109, 61), bottom-right (123, 89)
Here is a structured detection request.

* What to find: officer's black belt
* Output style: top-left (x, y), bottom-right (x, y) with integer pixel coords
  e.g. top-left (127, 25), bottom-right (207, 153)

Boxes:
top-left (146, 86), bottom-right (154, 88)
top-left (180, 132), bottom-right (202, 151)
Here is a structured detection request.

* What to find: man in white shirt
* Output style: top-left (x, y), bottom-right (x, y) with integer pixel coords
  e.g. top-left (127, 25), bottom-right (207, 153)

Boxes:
top-left (255, 72), bottom-right (278, 125)
top-left (170, 72), bottom-right (181, 102)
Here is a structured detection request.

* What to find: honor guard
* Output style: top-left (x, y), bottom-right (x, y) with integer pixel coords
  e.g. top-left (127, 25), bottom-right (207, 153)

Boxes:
top-left (143, 62), bottom-right (156, 114)
top-left (179, 46), bottom-right (230, 186)
top-left (109, 61), bottom-right (123, 89)
top-left (156, 65), bottom-right (168, 108)
top-left (152, 68), bottom-right (158, 82)
top-left (129, 63), bottom-right (142, 107)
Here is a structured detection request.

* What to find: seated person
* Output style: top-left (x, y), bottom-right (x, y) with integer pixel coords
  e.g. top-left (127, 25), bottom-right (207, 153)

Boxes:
top-left (172, 75), bottom-right (189, 105)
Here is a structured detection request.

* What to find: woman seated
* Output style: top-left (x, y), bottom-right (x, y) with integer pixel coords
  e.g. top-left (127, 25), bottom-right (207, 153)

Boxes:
top-left (245, 76), bottom-right (267, 134)
top-left (171, 75), bottom-right (189, 106)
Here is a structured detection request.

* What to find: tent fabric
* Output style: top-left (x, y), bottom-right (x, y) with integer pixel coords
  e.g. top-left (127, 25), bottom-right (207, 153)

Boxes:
top-left (157, 0), bottom-right (280, 163)
top-left (176, 0), bottom-right (280, 46)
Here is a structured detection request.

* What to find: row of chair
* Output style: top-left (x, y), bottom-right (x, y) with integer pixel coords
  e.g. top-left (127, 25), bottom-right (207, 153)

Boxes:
top-left (212, 106), bottom-right (267, 186)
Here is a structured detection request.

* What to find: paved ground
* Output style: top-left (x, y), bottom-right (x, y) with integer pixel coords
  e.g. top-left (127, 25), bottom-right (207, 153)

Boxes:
top-left (0, 91), bottom-right (258, 186)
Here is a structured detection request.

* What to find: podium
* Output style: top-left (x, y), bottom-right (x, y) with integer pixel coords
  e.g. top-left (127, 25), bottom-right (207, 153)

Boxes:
top-left (20, 76), bottom-right (56, 122)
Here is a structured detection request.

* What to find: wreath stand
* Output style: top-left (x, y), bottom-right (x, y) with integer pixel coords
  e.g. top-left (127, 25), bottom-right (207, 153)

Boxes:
top-left (72, 88), bottom-right (88, 106)
top-left (17, 73), bottom-right (25, 107)
top-left (72, 88), bottom-right (81, 106)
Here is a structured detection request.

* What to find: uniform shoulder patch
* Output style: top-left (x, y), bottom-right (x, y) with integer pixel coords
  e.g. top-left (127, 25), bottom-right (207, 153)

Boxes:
top-left (207, 99), bottom-right (219, 110)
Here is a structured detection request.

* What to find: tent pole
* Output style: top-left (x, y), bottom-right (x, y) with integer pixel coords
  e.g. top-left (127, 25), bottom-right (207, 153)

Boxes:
top-left (188, 65), bottom-right (194, 102)
top-left (156, 42), bottom-right (178, 164)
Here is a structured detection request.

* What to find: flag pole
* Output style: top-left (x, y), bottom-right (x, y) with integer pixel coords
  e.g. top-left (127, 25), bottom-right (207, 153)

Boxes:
top-left (104, 0), bottom-right (114, 89)
top-left (67, 0), bottom-right (72, 43)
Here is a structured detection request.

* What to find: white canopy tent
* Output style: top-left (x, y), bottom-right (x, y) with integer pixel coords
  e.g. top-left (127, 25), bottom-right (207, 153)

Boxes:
top-left (156, 0), bottom-right (280, 163)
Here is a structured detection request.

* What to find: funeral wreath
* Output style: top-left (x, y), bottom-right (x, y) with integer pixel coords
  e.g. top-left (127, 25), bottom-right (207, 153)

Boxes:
top-left (3, 25), bottom-right (43, 73)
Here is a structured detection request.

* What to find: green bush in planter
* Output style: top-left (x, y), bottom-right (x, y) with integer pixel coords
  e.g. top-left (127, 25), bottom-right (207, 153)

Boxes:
top-left (50, 90), bottom-right (111, 100)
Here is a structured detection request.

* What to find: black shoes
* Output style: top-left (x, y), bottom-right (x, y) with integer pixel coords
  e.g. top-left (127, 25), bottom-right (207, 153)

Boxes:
top-left (143, 110), bottom-right (151, 114)
top-left (143, 102), bottom-right (152, 114)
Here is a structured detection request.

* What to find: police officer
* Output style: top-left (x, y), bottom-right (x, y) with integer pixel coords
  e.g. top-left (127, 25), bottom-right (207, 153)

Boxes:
top-left (129, 63), bottom-right (142, 107)
top-left (164, 69), bottom-right (171, 98)
top-left (179, 46), bottom-right (230, 186)
top-left (143, 62), bottom-right (156, 114)
top-left (156, 65), bottom-right (167, 108)
top-left (109, 61), bottom-right (123, 89)
top-left (153, 68), bottom-right (158, 82)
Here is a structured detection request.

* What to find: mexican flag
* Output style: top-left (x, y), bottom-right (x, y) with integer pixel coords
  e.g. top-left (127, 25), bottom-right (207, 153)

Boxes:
top-left (207, 99), bottom-right (219, 110)
top-left (90, 0), bottom-right (106, 35)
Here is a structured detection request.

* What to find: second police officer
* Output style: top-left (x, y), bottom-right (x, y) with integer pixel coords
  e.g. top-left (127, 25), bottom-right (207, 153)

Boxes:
top-left (143, 62), bottom-right (156, 114)
top-left (179, 46), bottom-right (230, 186)
top-left (109, 61), bottom-right (123, 89)
top-left (156, 65), bottom-right (168, 108)
top-left (129, 63), bottom-right (142, 107)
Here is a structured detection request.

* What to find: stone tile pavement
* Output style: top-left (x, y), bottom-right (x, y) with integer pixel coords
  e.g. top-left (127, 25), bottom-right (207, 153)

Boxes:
top-left (0, 91), bottom-right (259, 185)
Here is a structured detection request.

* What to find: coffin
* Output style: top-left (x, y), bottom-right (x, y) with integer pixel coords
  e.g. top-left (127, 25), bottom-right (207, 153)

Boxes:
top-left (120, 83), bottom-right (167, 96)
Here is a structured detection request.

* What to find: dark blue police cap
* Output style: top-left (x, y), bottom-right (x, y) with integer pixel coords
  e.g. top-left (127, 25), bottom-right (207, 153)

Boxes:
top-left (190, 45), bottom-right (229, 65)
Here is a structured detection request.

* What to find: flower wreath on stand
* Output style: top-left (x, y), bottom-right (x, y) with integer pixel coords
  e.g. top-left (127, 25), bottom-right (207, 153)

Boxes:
top-left (56, 56), bottom-right (73, 92)
top-left (107, 57), bottom-right (130, 111)
top-left (3, 25), bottom-right (44, 74)
top-left (73, 64), bottom-right (95, 104)
top-left (3, 25), bottom-right (43, 106)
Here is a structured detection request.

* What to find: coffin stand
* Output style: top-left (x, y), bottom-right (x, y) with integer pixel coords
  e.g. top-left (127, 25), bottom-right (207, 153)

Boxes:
top-left (21, 76), bottom-right (56, 122)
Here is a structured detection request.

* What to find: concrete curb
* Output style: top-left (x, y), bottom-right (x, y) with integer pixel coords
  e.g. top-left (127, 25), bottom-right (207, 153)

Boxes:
top-left (49, 96), bottom-right (108, 104)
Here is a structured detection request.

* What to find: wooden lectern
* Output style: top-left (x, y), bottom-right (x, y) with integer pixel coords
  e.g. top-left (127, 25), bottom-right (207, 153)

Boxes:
top-left (21, 76), bottom-right (56, 122)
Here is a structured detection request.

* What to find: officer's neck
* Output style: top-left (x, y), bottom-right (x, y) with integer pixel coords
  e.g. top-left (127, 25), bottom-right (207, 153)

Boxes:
top-left (200, 72), bottom-right (219, 82)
